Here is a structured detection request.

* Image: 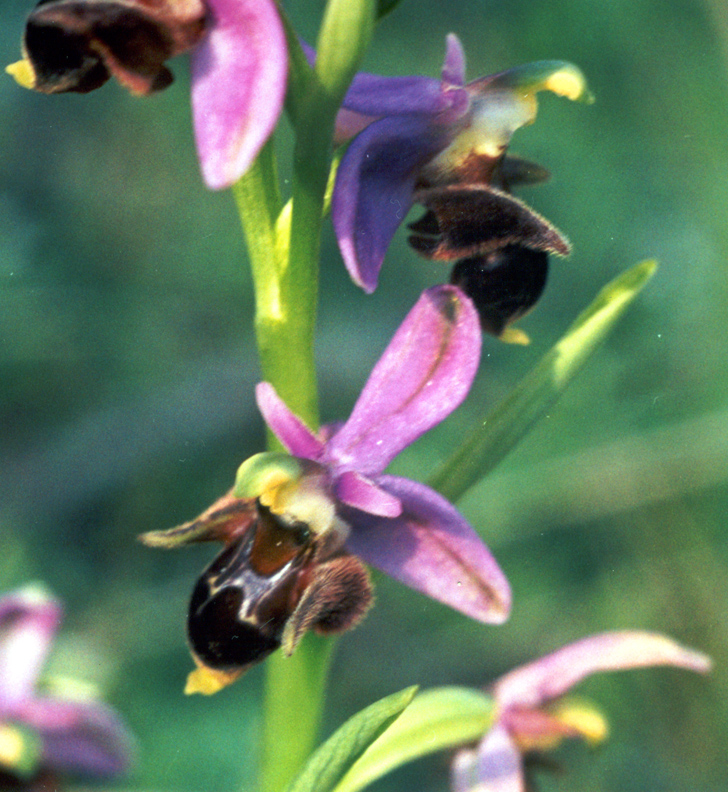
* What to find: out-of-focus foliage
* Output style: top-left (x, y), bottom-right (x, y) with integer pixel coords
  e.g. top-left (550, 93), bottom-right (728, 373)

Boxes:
top-left (1, 0), bottom-right (727, 791)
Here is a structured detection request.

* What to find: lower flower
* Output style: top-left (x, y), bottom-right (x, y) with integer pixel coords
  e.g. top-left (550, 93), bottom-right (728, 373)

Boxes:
top-left (141, 286), bottom-right (511, 694)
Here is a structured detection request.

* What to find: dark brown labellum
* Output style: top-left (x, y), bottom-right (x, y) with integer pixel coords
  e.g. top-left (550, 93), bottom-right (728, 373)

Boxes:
top-left (187, 502), bottom-right (372, 675)
top-left (409, 184), bottom-right (570, 262)
top-left (20, 0), bottom-right (207, 95)
top-left (449, 246), bottom-right (549, 338)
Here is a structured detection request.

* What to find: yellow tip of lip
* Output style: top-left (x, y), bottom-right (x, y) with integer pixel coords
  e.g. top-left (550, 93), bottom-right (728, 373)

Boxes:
top-left (6, 59), bottom-right (36, 90)
top-left (544, 69), bottom-right (589, 102)
top-left (499, 326), bottom-right (531, 345)
top-left (184, 666), bottom-right (241, 696)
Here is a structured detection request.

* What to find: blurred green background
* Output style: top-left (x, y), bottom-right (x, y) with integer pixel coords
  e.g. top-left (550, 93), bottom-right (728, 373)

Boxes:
top-left (1, 0), bottom-right (727, 790)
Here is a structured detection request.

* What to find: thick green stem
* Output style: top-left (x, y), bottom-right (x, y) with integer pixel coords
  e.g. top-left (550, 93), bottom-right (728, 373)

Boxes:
top-left (232, 138), bottom-right (320, 428)
top-left (232, 5), bottom-right (376, 789)
top-left (232, 137), bottom-right (329, 792)
top-left (260, 636), bottom-right (335, 792)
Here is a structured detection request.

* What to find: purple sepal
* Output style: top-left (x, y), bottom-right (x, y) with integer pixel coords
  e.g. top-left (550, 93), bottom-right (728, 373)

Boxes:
top-left (462, 724), bottom-right (524, 792)
top-left (345, 73), bottom-right (446, 116)
top-left (255, 382), bottom-right (325, 460)
top-left (493, 631), bottom-right (713, 711)
top-left (0, 590), bottom-right (61, 709)
top-left (332, 114), bottom-right (449, 292)
top-left (21, 698), bottom-right (133, 778)
top-left (328, 285), bottom-right (481, 474)
top-left (345, 475), bottom-right (511, 624)
top-left (190, 0), bottom-right (287, 189)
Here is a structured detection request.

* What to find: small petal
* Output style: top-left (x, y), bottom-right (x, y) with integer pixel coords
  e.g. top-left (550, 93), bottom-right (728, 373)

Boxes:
top-left (327, 285), bottom-right (481, 474)
top-left (0, 587), bottom-right (61, 710)
top-left (191, 0), bottom-right (287, 189)
top-left (441, 33), bottom-right (466, 87)
top-left (493, 631), bottom-right (712, 711)
top-left (255, 383), bottom-right (325, 460)
top-left (345, 476), bottom-right (511, 624)
top-left (139, 491), bottom-right (256, 548)
top-left (20, 698), bottom-right (133, 777)
top-left (332, 115), bottom-right (449, 292)
top-left (335, 471), bottom-right (402, 517)
top-left (452, 724), bottom-right (525, 792)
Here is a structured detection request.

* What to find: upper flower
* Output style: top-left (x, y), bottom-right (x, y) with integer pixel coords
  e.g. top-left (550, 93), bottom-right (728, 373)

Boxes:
top-left (451, 631), bottom-right (712, 792)
top-left (6, 0), bottom-right (288, 189)
top-left (142, 285), bottom-right (511, 693)
top-left (331, 34), bottom-right (590, 339)
top-left (0, 586), bottom-right (133, 787)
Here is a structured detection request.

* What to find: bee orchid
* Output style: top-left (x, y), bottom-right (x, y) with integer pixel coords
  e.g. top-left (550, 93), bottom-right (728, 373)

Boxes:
top-left (7, 0), bottom-right (288, 189)
top-left (451, 631), bottom-right (712, 792)
top-left (0, 586), bottom-right (132, 787)
top-left (332, 34), bottom-right (591, 340)
top-left (142, 285), bottom-right (511, 693)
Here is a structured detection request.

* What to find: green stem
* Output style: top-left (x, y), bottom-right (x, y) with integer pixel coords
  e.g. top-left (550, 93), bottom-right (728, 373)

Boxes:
top-left (232, 5), bottom-right (376, 789)
top-left (231, 114), bottom-right (331, 792)
top-left (260, 636), bottom-right (335, 792)
top-left (232, 137), bottom-right (320, 428)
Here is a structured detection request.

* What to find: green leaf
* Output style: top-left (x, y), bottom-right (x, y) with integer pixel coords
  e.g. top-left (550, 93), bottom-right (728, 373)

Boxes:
top-left (332, 687), bottom-right (496, 792)
top-left (430, 260), bottom-right (658, 503)
top-left (286, 686), bottom-right (418, 792)
top-left (279, 10), bottom-right (315, 131)
top-left (316, 0), bottom-right (376, 104)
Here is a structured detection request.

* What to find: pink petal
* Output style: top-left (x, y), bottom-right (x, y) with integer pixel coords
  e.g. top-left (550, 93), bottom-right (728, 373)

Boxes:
top-left (345, 475), bottom-right (511, 624)
top-left (493, 631), bottom-right (712, 711)
top-left (335, 471), bottom-right (402, 517)
top-left (0, 587), bottom-right (61, 710)
top-left (255, 383), bottom-right (325, 460)
top-left (452, 724), bottom-right (525, 792)
top-left (190, 0), bottom-right (287, 189)
top-left (327, 285), bottom-right (481, 475)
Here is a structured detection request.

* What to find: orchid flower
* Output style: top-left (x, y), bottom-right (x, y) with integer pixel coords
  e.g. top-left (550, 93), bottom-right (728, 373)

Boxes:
top-left (0, 586), bottom-right (132, 787)
top-left (142, 285), bottom-right (511, 694)
top-left (451, 631), bottom-right (712, 792)
top-left (6, 0), bottom-right (287, 189)
top-left (331, 34), bottom-right (591, 340)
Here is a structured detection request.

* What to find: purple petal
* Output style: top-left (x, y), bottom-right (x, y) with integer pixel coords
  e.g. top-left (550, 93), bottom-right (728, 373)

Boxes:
top-left (190, 0), bottom-right (287, 189)
top-left (493, 631), bottom-right (712, 711)
top-left (441, 34), bottom-right (466, 87)
top-left (344, 73), bottom-right (447, 115)
top-left (345, 476), bottom-right (510, 624)
top-left (255, 383), bottom-right (325, 460)
top-left (327, 286), bottom-right (481, 474)
top-left (20, 697), bottom-right (133, 778)
top-left (332, 115), bottom-right (449, 292)
top-left (0, 587), bottom-right (61, 710)
top-left (451, 724), bottom-right (525, 792)
top-left (335, 471), bottom-right (402, 517)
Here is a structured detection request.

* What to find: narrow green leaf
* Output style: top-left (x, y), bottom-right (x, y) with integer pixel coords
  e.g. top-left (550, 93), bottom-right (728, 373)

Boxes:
top-left (430, 260), bottom-right (658, 503)
top-left (316, 0), bottom-right (376, 103)
top-left (333, 687), bottom-right (495, 792)
top-left (278, 9), bottom-right (315, 131)
top-left (286, 686), bottom-right (418, 792)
